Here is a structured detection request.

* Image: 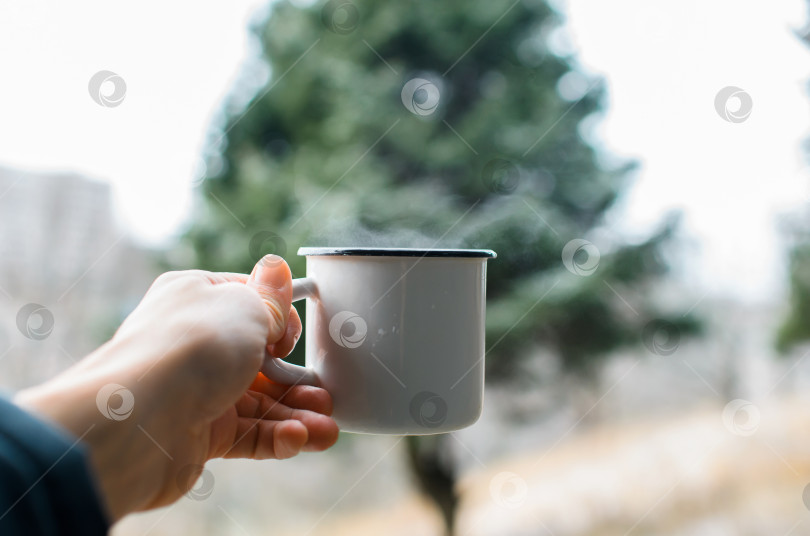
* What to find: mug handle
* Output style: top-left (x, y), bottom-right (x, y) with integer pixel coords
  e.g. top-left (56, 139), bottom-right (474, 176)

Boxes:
top-left (259, 278), bottom-right (320, 386)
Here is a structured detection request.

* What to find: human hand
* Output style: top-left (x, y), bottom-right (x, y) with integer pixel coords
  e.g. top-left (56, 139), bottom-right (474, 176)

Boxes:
top-left (15, 255), bottom-right (339, 521)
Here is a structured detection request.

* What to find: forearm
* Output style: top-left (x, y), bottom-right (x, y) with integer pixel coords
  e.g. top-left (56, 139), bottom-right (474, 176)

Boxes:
top-left (0, 396), bottom-right (110, 535)
top-left (13, 339), bottom-right (183, 522)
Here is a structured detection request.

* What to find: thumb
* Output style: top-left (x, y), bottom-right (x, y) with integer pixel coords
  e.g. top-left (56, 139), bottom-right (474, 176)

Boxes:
top-left (247, 255), bottom-right (292, 344)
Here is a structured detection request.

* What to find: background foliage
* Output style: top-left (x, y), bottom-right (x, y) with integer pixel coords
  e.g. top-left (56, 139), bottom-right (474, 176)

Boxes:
top-left (776, 4), bottom-right (810, 353)
top-left (180, 1), bottom-right (698, 533)
top-left (183, 0), bottom-right (693, 376)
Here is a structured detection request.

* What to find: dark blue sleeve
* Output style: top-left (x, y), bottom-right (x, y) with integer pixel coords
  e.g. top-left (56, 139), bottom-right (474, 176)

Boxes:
top-left (0, 396), bottom-right (110, 535)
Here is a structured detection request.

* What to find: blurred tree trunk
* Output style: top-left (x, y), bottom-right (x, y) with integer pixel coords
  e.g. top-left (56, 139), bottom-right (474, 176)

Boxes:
top-left (720, 335), bottom-right (743, 401)
top-left (405, 435), bottom-right (458, 536)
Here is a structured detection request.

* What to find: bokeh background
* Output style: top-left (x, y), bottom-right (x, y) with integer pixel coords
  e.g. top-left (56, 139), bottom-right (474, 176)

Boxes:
top-left (1, 0), bottom-right (810, 534)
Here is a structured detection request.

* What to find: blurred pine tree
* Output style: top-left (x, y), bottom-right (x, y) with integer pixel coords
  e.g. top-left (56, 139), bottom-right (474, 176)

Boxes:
top-left (179, 1), bottom-right (698, 533)
top-left (776, 2), bottom-right (810, 354)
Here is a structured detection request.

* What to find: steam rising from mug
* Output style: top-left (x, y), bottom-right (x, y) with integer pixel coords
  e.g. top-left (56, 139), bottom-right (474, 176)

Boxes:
top-left (306, 223), bottom-right (466, 250)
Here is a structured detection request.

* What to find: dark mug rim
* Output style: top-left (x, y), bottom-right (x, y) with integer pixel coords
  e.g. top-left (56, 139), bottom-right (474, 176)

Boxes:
top-left (297, 247), bottom-right (496, 259)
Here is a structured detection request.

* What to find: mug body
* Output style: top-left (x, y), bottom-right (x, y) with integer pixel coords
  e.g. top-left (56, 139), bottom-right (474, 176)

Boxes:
top-left (299, 248), bottom-right (493, 434)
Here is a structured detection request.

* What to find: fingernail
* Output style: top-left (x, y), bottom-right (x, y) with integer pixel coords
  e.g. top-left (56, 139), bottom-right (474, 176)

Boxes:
top-left (254, 255), bottom-right (289, 289)
top-left (259, 254), bottom-right (284, 269)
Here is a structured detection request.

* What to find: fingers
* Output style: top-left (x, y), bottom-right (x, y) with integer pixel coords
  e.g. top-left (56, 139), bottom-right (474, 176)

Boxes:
top-left (234, 390), bottom-right (338, 448)
top-left (154, 262), bottom-right (292, 345)
top-left (249, 373), bottom-right (333, 416)
top-left (223, 392), bottom-right (339, 459)
top-left (274, 420), bottom-right (309, 459)
top-left (224, 418), bottom-right (309, 460)
top-left (246, 255), bottom-right (292, 343)
top-left (266, 305), bottom-right (302, 358)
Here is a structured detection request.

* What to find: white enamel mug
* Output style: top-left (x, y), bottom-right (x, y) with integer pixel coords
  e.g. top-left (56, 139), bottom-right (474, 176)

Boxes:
top-left (260, 247), bottom-right (496, 435)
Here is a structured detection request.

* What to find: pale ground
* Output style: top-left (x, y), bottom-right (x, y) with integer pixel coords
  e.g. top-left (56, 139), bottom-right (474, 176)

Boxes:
top-left (114, 394), bottom-right (810, 536)
top-left (456, 395), bottom-right (810, 536)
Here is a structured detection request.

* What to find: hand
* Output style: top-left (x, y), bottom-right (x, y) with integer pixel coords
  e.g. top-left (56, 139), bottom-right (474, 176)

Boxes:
top-left (15, 255), bottom-right (339, 522)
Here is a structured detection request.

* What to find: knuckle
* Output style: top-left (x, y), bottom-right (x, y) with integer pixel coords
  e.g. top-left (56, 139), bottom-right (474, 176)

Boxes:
top-left (153, 270), bottom-right (183, 286)
top-left (226, 282), bottom-right (264, 311)
top-left (153, 270), bottom-right (205, 291)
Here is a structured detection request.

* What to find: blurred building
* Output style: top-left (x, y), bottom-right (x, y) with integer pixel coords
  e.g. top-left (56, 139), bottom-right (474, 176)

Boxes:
top-left (0, 166), bottom-right (156, 391)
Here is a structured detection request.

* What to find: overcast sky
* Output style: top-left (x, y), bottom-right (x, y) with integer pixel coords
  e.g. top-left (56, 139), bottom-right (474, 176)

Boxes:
top-left (559, 0), bottom-right (810, 302)
top-left (0, 0), bottom-right (808, 302)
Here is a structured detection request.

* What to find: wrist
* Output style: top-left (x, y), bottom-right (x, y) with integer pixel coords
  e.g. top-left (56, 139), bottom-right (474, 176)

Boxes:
top-left (14, 342), bottom-right (163, 522)
top-left (13, 386), bottom-right (122, 522)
